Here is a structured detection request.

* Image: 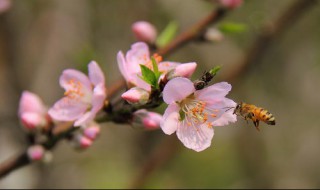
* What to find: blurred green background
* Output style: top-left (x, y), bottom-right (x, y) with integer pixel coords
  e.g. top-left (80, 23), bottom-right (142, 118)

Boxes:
top-left (0, 0), bottom-right (320, 188)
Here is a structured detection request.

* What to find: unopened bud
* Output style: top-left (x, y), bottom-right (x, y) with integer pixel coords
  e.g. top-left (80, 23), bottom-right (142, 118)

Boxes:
top-left (121, 87), bottom-right (150, 105)
top-left (73, 135), bottom-right (93, 149)
top-left (132, 109), bottom-right (162, 130)
top-left (21, 112), bottom-right (46, 130)
top-left (219, 0), bottom-right (243, 9)
top-left (132, 21), bottom-right (157, 44)
top-left (204, 28), bottom-right (224, 42)
top-left (0, 0), bottom-right (11, 14)
top-left (27, 145), bottom-right (45, 161)
top-left (83, 123), bottom-right (100, 140)
top-left (166, 62), bottom-right (197, 80)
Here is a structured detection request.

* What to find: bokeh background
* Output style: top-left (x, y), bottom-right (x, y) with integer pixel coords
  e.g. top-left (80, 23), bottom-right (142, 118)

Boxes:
top-left (0, 0), bottom-right (320, 188)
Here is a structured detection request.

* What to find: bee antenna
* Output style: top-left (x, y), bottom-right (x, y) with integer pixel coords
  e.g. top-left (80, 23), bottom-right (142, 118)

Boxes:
top-left (223, 106), bottom-right (235, 112)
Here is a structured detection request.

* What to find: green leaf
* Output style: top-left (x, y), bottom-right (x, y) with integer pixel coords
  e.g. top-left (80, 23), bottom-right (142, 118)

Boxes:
top-left (151, 57), bottom-right (161, 80)
top-left (156, 21), bottom-right (179, 48)
top-left (179, 109), bottom-right (185, 121)
top-left (139, 64), bottom-right (157, 86)
top-left (209, 65), bottom-right (222, 76)
top-left (218, 22), bottom-right (247, 34)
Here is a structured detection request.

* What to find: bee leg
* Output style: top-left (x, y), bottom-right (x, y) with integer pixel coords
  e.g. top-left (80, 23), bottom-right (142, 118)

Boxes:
top-left (253, 120), bottom-right (260, 132)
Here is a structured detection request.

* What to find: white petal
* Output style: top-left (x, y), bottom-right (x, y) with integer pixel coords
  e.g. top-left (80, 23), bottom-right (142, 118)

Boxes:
top-left (195, 82), bottom-right (232, 102)
top-left (48, 97), bottom-right (88, 121)
top-left (88, 61), bottom-right (105, 86)
top-left (212, 98), bottom-right (237, 126)
top-left (177, 122), bottom-right (214, 152)
top-left (59, 69), bottom-right (92, 92)
top-left (160, 104), bottom-right (180, 135)
top-left (163, 77), bottom-right (195, 104)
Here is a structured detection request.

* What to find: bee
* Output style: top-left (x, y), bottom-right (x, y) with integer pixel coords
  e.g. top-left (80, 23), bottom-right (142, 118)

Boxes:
top-left (232, 102), bottom-right (276, 131)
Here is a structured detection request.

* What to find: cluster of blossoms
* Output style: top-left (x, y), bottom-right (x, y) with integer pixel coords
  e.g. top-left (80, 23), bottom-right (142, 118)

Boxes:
top-left (18, 11), bottom-right (241, 158)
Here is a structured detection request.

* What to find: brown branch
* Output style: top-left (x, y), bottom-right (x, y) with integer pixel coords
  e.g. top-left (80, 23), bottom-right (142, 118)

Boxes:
top-left (128, 0), bottom-right (317, 188)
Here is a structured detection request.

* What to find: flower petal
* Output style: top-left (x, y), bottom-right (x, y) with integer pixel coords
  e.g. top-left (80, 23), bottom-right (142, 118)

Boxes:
top-left (160, 103), bottom-right (180, 135)
top-left (163, 77), bottom-right (195, 104)
top-left (195, 82), bottom-right (232, 102)
top-left (171, 62), bottom-right (197, 78)
top-left (177, 122), bottom-right (214, 152)
top-left (88, 61), bottom-right (105, 86)
top-left (126, 42), bottom-right (150, 72)
top-left (158, 61), bottom-right (180, 73)
top-left (48, 97), bottom-right (88, 121)
top-left (212, 98), bottom-right (237, 126)
top-left (59, 69), bottom-right (92, 92)
top-left (19, 91), bottom-right (46, 115)
top-left (117, 51), bottom-right (130, 81)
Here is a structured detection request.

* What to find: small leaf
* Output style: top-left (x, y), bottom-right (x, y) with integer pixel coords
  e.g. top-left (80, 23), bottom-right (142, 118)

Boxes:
top-left (151, 57), bottom-right (162, 81)
top-left (156, 21), bottom-right (179, 47)
top-left (140, 64), bottom-right (157, 86)
top-left (209, 65), bottom-right (222, 76)
top-left (179, 109), bottom-right (185, 121)
top-left (218, 22), bottom-right (247, 34)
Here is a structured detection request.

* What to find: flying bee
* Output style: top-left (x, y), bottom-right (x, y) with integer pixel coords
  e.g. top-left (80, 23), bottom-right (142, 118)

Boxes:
top-left (229, 102), bottom-right (276, 131)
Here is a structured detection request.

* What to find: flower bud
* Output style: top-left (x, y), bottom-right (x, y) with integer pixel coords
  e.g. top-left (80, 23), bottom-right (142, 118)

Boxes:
top-left (219, 0), bottom-right (243, 9)
top-left (132, 21), bottom-right (157, 44)
top-left (73, 135), bottom-right (93, 149)
top-left (83, 123), bottom-right (100, 140)
top-left (0, 0), bottom-right (11, 14)
top-left (166, 62), bottom-right (197, 80)
top-left (132, 109), bottom-right (162, 130)
top-left (121, 87), bottom-right (150, 105)
top-left (27, 145), bottom-right (45, 161)
top-left (204, 28), bottom-right (224, 42)
top-left (20, 112), bottom-right (46, 130)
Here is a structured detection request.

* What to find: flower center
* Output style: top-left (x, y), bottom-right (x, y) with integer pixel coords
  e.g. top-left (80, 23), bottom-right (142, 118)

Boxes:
top-left (179, 96), bottom-right (218, 128)
top-left (64, 79), bottom-right (85, 100)
top-left (144, 53), bottom-right (163, 70)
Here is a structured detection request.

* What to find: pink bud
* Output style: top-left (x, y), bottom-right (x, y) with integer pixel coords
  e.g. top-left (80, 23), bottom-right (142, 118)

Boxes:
top-left (219, 0), bottom-right (243, 9)
top-left (27, 145), bottom-right (45, 161)
top-left (121, 87), bottom-right (150, 105)
top-left (77, 135), bottom-right (93, 149)
top-left (133, 109), bottom-right (162, 130)
top-left (0, 0), bottom-right (11, 14)
top-left (166, 62), bottom-right (197, 80)
top-left (21, 112), bottom-right (45, 130)
top-left (132, 21), bottom-right (157, 44)
top-left (83, 123), bottom-right (100, 140)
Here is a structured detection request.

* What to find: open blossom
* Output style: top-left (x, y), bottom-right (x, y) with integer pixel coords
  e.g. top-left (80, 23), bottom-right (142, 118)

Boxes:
top-left (160, 77), bottom-right (237, 152)
top-left (19, 91), bottom-right (49, 130)
top-left (132, 21), bottom-right (157, 44)
top-left (132, 109), bottom-right (162, 130)
top-left (117, 42), bottom-right (197, 92)
top-left (48, 61), bottom-right (106, 127)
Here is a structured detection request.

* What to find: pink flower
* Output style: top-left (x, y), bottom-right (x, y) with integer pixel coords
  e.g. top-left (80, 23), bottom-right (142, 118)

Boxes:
top-left (117, 42), bottom-right (197, 91)
top-left (132, 109), bottom-right (162, 130)
top-left (160, 77), bottom-right (237, 152)
top-left (132, 21), bottom-right (157, 44)
top-left (73, 134), bottom-right (93, 149)
top-left (48, 61), bottom-right (106, 127)
top-left (219, 0), bottom-right (243, 9)
top-left (18, 91), bottom-right (48, 130)
top-left (27, 145), bottom-right (45, 161)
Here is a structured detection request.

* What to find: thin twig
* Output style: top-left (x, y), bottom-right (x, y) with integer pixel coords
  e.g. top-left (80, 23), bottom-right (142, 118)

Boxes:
top-left (128, 0), bottom-right (317, 188)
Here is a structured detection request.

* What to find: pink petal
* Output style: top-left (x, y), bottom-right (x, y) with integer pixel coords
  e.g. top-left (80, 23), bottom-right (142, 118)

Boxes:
top-left (48, 97), bottom-right (88, 121)
top-left (172, 62), bottom-right (197, 78)
top-left (158, 61), bottom-right (180, 73)
top-left (176, 122), bottom-right (214, 152)
top-left (132, 21), bottom-right (157, 43)
top-left (126, 42), bottom-right (150, 72)
top-left (27, 145), bottom-right (45, 161)
top-left (21, 112), bottom-right (43, 130)
top-left (160, 103), bottom-right (180, 135)
top-left (212, 98), bottom-right (237, 126)
top-left (195, 82), bottom-right (232, 102)
top-left (88, 61), bottom-right (105, 86)
top-left (163, 77), bottom-right (195, 104)
top-left (74, 84), bottom-right (106, 126)
top-left (19, 91), bottom-right (46, 116)
top-left (59, 69), bottom-right (92, 92)
top-left (131, 74), bottom-right (151, 91)
top-left (117, 51), bottom-right (130, 81)
top-left (142, 111), bottom-right (162, 130)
